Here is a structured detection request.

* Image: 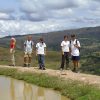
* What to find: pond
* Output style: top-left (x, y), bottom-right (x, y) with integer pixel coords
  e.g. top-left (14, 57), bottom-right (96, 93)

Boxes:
top-left (0, 76), bottom-right (69, 100)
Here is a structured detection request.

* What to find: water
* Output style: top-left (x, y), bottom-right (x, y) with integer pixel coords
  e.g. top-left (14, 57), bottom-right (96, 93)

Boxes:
top-left (0, 76), bottom-right (69, 100)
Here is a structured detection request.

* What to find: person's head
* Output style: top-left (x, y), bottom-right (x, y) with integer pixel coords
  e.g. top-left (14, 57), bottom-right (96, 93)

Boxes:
top-left (27, 35), bottom-right (32, 41)
top-left (71, 34), bottom-right (76, 41)
top-left (39, 38), bottom-right (44, 43)
top-left (11, 37), bottom-right (16, 43)
top-left (64, 35), bottom-right (68, 41)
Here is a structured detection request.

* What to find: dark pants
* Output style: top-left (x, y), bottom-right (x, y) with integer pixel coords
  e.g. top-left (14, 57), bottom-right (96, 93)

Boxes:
top-left (38, 54), bottom-right (45, 68)
top-left (60, 52), bottom-right (69, 69)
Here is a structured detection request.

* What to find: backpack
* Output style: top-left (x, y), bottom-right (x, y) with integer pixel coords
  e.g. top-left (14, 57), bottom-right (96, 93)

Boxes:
top-left (70, 40), bottom-right (80, 52)
top-left (24, 40), bottom-right (33, 48)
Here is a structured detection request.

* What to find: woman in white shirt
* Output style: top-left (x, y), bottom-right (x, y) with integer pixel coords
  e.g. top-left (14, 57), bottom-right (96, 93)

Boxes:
top-left (36, 38), bottom-right (46, 70)
top-left (70, 34), bottom-right (81, 72)
top-left (60, 35), bottom-right (70, 70)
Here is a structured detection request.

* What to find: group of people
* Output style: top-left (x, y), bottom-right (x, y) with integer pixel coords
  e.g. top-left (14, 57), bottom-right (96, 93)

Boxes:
top-left (10, 36), bottom-right (46, 70)
top-left (60, 34), bottom-right (80, 72)
top-left (10, 34), bottom-right (81, 73)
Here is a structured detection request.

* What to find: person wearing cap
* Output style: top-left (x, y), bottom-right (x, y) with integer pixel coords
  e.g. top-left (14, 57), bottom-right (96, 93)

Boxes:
top-left (10, 37), bottom-right (16, 66)
top-left (24, 35), bottom-right (34, 67)
top-left (70, 34), bottom-right (81, 73)
top-left (36, 38), bottom-right (46, 70)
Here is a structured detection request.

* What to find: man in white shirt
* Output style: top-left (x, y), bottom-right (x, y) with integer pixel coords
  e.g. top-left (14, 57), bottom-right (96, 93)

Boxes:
top-left (70, 34), bottom-right (81, 72)
top-left (24, 35), bottom-right (34, 67)
top-left (60, 35), bottom-right (70, 70)
top-left (36, 38), bottom-right (46, 70)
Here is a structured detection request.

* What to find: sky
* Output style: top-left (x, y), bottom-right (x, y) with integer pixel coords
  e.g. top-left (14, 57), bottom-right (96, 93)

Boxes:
top-left (0, 0), bottom-right (100, 37)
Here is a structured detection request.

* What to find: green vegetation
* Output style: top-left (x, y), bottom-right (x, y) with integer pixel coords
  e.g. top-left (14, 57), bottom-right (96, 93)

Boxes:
top-left (0, 27), bottom-right (100, 75)
top-left (0, 46), bottom-right (100, 75)
top-left (0, 47), bottom-right (61, 69)
top-left (0, 67), bottom-right (100, 100)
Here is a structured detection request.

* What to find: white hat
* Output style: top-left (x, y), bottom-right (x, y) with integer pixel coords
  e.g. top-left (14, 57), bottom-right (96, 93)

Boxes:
top-left (11, 37), bottom-right (16, 42)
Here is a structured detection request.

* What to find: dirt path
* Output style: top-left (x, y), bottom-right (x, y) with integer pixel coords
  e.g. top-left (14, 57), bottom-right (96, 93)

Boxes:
top-left (0, 65), bottom-right (100, 86)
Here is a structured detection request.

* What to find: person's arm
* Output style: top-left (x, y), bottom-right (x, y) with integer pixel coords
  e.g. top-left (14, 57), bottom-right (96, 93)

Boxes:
top-left (36, 48), bottom-right (38, 56)
top-left (36, 44), bottom-right (38, 56)
top-left (61, 41), bottom-right (64, 55)
top-left (74, 44), bottom-right (79, 48)
top-left (69, 41), bottom-right (71, 55)
top-left (44, 47), bottom-right (47, 55)
top-left (74, 41), bottom-right (80, 49)
top-left (44, 43), bottom-right (47, 55)
top-left (24, 41), bottom-right (26, 49)
top-left (61, 46), bottom-right (64, 55)
top-left (13, 41), bottom-right (16, 49)
top-left (32, 41), bottom-right (34, 54)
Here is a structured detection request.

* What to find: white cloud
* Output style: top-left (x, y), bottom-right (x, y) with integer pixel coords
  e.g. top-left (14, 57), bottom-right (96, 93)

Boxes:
top-left (19, 0), bottom-right (94, 22)
top-left (0, 13), bottom-right (10, 19)
top-left (0, 20), bottom-right (71, 37)
top-left (50, 8), bottom-right (73, 19)
top-left (0, 0), bottom-right (100, 37)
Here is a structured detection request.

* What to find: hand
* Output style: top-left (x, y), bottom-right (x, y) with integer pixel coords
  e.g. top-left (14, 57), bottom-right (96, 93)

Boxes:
top-left (10, 49), bottom-right (12, 53)
top-left (45, 52), bottom-right (47, 55)
top-left (10, 49), bottom-right (13, 53)
top-left (62, 52), bottom-right (64, 55)
top-left (74, 44), bottom-right (78, 48)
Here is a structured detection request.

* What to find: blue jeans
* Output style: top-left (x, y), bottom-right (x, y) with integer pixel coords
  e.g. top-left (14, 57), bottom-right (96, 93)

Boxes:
top-left (38, 54), bottom-right (45, 68)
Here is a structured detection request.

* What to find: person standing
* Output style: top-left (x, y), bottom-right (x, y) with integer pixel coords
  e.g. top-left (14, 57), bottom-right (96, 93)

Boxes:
top-left (36, 38), bottom-right (46, 70)
top-left (24, 35), bottom-right (34, 67)
top-left (10, 37), bottom-right (16, 66)
top-left (70, 34), bottom-right (81, 73)
top-left (60, 35), bottom-right (70, 70)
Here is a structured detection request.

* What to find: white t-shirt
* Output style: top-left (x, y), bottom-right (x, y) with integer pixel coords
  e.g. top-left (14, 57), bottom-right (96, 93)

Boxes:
top-left (24, 40), bottom-right (34, 53)
top-left (36, 42), bottom-right (46, 55)
top-left (61, 41), bottom-right (70, 52)
top-left (71, 39), bottom-right (81, 56)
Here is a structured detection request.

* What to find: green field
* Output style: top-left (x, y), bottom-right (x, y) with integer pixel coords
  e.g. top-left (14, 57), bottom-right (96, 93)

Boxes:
top-left (0, 47), bottom-right (100, 75)
top-left (0, 47), bottom-right (61, 69)
top-left (0, 27), bottom-right (100, 75)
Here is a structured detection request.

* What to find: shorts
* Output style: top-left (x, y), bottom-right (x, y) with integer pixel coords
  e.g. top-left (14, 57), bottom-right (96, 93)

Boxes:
top-left (10, 49), bottom-right (15, 54)
top-left (72, 56), bottom-right (80, 61)
top-left (24, 52), bottom-right (32, 58)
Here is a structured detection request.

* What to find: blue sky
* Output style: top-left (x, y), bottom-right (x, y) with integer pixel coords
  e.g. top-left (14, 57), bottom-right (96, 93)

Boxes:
top-left (0, 0), bottom-right (100, 37)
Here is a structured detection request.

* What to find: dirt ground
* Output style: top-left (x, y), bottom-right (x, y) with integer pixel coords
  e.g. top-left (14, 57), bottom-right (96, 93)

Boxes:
top-left (0, 65), bottom-right (100, 87)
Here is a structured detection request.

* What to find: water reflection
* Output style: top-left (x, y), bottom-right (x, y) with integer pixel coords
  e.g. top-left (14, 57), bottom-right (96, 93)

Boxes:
top-left (0, 76), bottom-right (68, 100)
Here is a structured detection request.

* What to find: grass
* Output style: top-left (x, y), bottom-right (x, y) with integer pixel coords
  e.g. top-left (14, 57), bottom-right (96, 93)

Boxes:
top-left (0, 67), bottom-right (100, 100)
top-left (0, 47), bottom-right (62, 69)
top-left (0, 47), bottom-right (100, 75)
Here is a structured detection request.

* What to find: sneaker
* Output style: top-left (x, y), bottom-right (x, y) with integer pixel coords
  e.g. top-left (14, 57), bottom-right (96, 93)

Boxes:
top-left (13, 64), bottom-right (15, 67)
top-left (72, 68), bottom-right (79, 73)
top-left (43, 67), bottom-right (46, 70)
top-left (23, 64), bottom-right (27, 67)
top-left (9, 64), bottom-right (15, 67)
top-left (72, 68), bottom-right (76, 72)
top-left (28, 64), bottom-right (30, 67)
top-left (39, 67), bottom-right (42, 70)
top-left (66, 67), bottom-right (70, 70)
top-left (60, 68), bottom-right (63, 71)
top-left (76, 69), bottom-right (80, 73)
top-left (39, 65), bottom-right (42, 69)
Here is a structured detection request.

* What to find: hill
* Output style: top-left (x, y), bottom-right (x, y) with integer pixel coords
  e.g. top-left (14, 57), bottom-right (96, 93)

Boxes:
top-left (0, 26), bottom-right (100, 50)
top-left (0, 26), bottom-right (100, 75)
